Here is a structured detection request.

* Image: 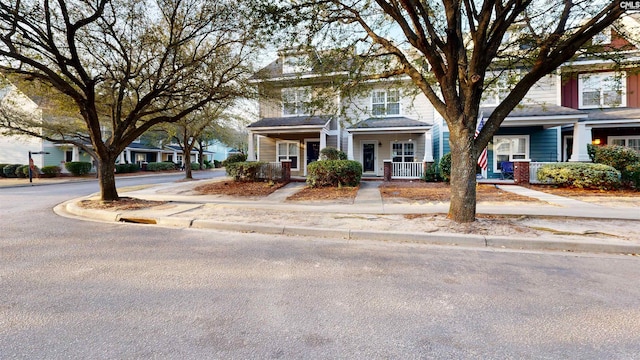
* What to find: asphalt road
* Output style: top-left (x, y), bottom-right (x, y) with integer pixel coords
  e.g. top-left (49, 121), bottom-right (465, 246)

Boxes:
top-left (1, 172), bottom-right (640, 359)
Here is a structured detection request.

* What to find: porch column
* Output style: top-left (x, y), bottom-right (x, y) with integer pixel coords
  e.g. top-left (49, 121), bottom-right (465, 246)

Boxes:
top-left (247, 131), bottom-right (256, 161)
top-left (423, 131), bottom-right (434, 162)
top-left (72, 146), bottom-right (80, 161)
top-left (125, 149), bottom-right (132, 163)
top-left (569, 122), bottom-right (592, 162)
top-left (320, 129), bottom-right (327, 150)
top-left (157, 151), bottom-right (163, 163)
top-left (347, 133), bottom-right (354, 160)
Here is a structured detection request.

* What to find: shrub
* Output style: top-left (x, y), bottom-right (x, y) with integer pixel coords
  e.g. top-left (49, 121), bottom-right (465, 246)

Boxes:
top-left (0, 164), bottom-right (9, 177)
top-left (16, 165), bottom-right (32, 178)
top-left (422, 160), bottom-right (441, 182)
top-left (64, 161), bottom-right (92, 176)
top-left (222, 153), bottom-right (247, 167)
top-left (320, 147), bottom-right (347, 160)
top-left (438, 153), bottom-right (452, 182)
top-left (587, 144), bottom-right (597, 162)
top-left (203, 160), bottom-right (213, 169)
top-left (226, 161), bottom-right (266, 181)
top-left (41, 166), bottom-right (62, 178)
top-left (622, 162), bottom-right (640, 190)
top-left (115, 163), bottom-right (140, 173)
top-left (213, 160), bottom-right (222, 168)
top-left (307, 160), bottom-right (362, 188)
top-left (146, 162), bottom-right (177, 171)
top-left (536, 163), bottom-right (621, 190)
top-left (3, 164), bottom-right (22, 178)
top-left (592, 145), bottom-right (640, 171)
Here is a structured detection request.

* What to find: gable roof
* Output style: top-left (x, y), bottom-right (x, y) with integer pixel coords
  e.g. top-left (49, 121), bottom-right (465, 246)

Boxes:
top-left (347, 117), bottom-right (431, 133)
top-left (247, 115), bottom-right (332, 129)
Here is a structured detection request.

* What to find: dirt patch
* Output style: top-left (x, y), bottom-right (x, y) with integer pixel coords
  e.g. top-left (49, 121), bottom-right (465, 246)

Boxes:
top-left (79, 197), bottom-right (166, 210)
top-left (194, 180), bottom-right (287, 197)
top-left (531, 185), bottom-right (640, 197)
top-left (287, 186), bottom-right (359, 203)
top-left (380, 182), bottom-right (542, 203)
top-left (530, 185), bottom-right (640, 207)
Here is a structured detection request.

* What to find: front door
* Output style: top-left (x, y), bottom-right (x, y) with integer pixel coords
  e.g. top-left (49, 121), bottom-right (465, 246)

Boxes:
top-left (305, 141), bottom-right (320, 175)
top-left (362, 142), bottom-right (376, 174)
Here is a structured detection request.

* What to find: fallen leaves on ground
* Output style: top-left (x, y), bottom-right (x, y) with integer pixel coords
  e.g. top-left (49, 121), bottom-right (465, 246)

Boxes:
top-left (79, 197), bottom-right (166, 210)
top-left (531, 185), bottom-right (640, 197)
top-left (380, 182), bottom-right (540, 202)
top-left (287, 186), bottom-right (359, 202)
top-left (194, 180), bottom-right (287, 197)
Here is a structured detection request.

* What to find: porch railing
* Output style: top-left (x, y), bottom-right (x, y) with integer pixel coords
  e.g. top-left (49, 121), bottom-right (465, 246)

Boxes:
top-left (392, 162), bottom-right (423, 179)
top-left (529, 162), bottom-right (554, 184)
top-left (256, 162), bottom-right (283, 181)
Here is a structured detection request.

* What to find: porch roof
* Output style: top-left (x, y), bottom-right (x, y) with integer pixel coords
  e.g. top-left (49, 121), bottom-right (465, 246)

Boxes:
top-left (247, 116), bottom-right (332, 133)
top-left (481, 104), bottom-right (587, 128)
top-left (581, 108), bottom-right (640, 127)
top-left (347, 117), bottom-right (431, 133)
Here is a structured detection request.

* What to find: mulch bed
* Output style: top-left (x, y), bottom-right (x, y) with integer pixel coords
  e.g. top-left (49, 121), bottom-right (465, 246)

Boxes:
top-left (79, 197), bottom-right (166, 210)
top-left (194, 180), bottom-right (287, 197)
top-left (287, 186), bottom-right (359, 202)
top-left (530, 185), bottom-right (640, 197)
top-left (380, 182), bottom-right (539, 202)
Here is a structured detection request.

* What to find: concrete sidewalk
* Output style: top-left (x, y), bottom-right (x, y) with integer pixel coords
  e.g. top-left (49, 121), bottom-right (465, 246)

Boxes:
top-left (56, 179), bottom-right (640, 255)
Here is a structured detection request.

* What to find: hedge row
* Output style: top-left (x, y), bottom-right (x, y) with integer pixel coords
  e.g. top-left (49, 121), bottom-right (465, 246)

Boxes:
top-left (2, 164), bottom-right (23, 178)
top-left (64, 161), bottom-right (92, 176)
top-left (146, 162), bottom-right (177, 171)
top-left (226, 161), bottom-right (267, 181)
top-left (307, 160), bottom-right (362, 188)
top-left (537, 163), bottom-right (621, 190)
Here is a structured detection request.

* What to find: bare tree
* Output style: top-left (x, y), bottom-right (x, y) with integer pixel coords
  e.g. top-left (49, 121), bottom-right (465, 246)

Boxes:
top-left (264, 0), bottom-right (627, 222)
top-left (0, 0), bottom-right (258, 201)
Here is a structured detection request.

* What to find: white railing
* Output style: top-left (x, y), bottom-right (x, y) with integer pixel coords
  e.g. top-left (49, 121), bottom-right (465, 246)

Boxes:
top-left (529, 162), bottom-right (553, 184)
top-left (392, 162), bottom-right (423, 179)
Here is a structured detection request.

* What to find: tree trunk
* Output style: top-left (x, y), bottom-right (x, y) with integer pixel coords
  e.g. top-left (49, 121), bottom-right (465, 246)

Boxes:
top-left (183, 151), bottom-right (193, 179)
top-left (447, 126), bottom-right (477, 223)
top-left (98, 157), bottom-right (119, 201)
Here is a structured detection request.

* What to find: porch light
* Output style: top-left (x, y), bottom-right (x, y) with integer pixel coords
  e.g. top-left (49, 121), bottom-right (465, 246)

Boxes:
top-left (592, 138), bottom-right (601, 145)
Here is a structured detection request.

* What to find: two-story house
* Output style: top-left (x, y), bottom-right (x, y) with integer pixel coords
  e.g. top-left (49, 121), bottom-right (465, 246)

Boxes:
top-left (560, 16), bottom-right (640, 161)
top-left (247, 49), bottom-right (436, 178)
top-left (250, 18), bottom-right (640, 181)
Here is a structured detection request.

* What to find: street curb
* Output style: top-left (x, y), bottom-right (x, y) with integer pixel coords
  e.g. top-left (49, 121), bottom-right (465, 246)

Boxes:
top-left (66, 201), bottom-right (121, 222)
top-left (59, 201), bottom-right (640, 255)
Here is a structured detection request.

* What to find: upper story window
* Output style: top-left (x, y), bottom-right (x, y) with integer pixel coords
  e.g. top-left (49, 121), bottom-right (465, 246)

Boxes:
top-left (592, 28), bottom-right (612, 45)
top-left (482, 72), bottom-right (517, 106)
top-left (372, 89), bottom-right (400, 116)
top-left (282, 55), bottom-right (310, 74)
top-left (578, 72), bottom-right (626, 109)
top-left (282, 88), bottom-right (310, 116)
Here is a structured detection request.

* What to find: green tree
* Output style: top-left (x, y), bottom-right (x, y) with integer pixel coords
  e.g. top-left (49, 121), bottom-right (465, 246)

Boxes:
top-left (0, 0), bottom-right (259, 201)
top-left (263, 0), bottom-right (627, 222)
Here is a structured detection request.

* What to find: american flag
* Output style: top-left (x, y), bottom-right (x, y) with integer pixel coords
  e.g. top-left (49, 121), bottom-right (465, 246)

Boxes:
top-left (475, 115), bottom-right (488, 170)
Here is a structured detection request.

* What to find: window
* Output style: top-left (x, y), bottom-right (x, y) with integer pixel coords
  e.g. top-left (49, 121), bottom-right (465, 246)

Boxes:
top-left (372, 89), bottom-right (400, 116)
top-left (578, 72), bottom-right (626, 109)
top-left (493, 135), bottom-right (529, 172)
top-left (282, 55), bottom-right (310, 74)
top-left (282, 88), bottom-right (310, 116)
top-left (277, 141), bottom-right (299, 170)
top-left (392, 142), bottom-right (415, 162)
top-left (482, 72), bottom-right (517, 106)
top-left (65, 150), bottom-right (73, 162)
top-left (608, 136), bottom-right (640, 153)
top-left (592, 28), bottom-right (611, 45)
top-left (176, 155), bottom-right (183, 164)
